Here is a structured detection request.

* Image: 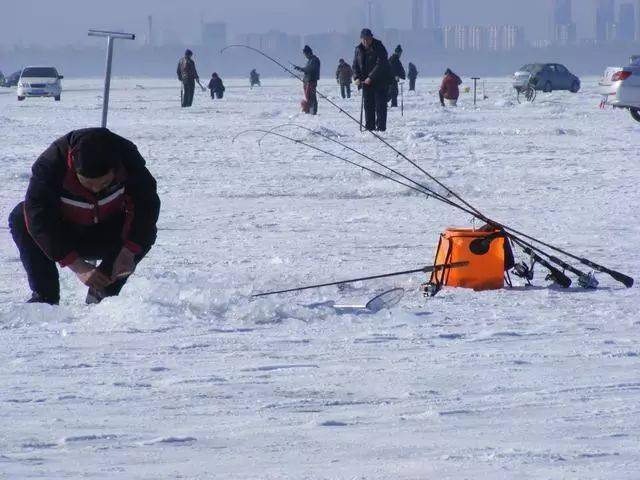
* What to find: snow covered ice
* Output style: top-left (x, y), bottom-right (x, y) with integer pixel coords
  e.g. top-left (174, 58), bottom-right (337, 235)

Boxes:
top-left (0, 77), bottom-right (639, 479)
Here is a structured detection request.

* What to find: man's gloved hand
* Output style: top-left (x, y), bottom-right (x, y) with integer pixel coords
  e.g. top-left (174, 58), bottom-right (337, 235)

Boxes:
top-left (395, 76), bottom-right (400, 82)
top-left (112, 247), bottom-right (136, 280)
top-left (354, 79), bottom-right (361, 87)
top-left (69, 259), bottom-right (112, 290)
top-left (364, 77), bottom-right (372, 86)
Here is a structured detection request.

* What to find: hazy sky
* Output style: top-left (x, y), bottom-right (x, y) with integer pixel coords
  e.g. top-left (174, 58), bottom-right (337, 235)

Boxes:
top-left (0, 0), bottom-right (603, 47)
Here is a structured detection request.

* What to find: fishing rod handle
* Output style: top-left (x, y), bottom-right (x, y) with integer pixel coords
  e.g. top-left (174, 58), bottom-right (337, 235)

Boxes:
top-left (580, 258), bottom-right (634, 288)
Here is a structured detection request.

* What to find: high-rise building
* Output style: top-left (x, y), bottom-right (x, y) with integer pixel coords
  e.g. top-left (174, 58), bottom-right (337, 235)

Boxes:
top-left (363, 0), bottom-right (384, 35)
top-left (486, 25), bottom-right (525, 51)
top-left (553, 0), bottom-right (572, 25)
top-left (501, 25), bottom-right (525, 50)
top-left (552, 0), bottom-right (576, 44)
top-left (412, 0), bottom-right (424, 31)
top-left (468, 26), bottom-right (487, 51)
top-left (146, 15), bottom-right (154, 47)
top-left (554, 23), bottom-right (577, 45)
top-left (443, 25), bottom-right (463, 50)
top-left (595, 0), bottom-right (615, 43)
top-left (425, 0), bottom-right (441, 29)
top-left (637, 0), bottom-right (640, 41)
top-left (618, 3), bottom-right (636, 41)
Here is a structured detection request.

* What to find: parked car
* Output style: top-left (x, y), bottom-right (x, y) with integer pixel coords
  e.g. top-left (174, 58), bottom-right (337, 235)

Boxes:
top-left (16, 66), bottom-right (63, 101)
top-left (512, 63), bottom-right (581, 94)
top-left (598, 55), bottom-right (640, 123)
top-left (1, 70), bottom-right (20, 87)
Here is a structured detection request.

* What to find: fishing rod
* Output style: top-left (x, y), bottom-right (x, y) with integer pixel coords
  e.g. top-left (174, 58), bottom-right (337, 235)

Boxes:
top-left (254, 124), bottom-right (592, 287)
top-left (220, 45), bottom-right (480, 216)
top-left (222, 45), bottom-right (633, 288)
top-left (232, 129), bottom-right (436, 200)
top-left (261, 127), bottom-right (617, 288)
top-left (240, 128), bottom-right (575, 288)
top-left (253, 262), bottom-right (469, 298)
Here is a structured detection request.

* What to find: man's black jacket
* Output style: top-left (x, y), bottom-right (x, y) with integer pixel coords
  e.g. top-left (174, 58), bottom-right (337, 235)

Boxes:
top-left (389, 53), bottom-right (406, 81)
top-left (23, 128), bottom-right (160, 267)
top-left (352, 38), bottom-right (392, 88)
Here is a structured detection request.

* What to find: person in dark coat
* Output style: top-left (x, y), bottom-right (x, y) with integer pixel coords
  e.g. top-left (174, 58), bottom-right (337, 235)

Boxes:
top-left (408, 62), bottom-right (418, 91)
top-left (208, 72), bottom-right (225, 99)
top-left (294, 45), bottom-right (321, 115)
top-left (176, 49), bottom-right (204, 107)
top-left (250, 69), bottom-right (261, 88)
top-left (336, 58), bottom-right (353, 99)
top-left (439, 68), bottom-right (462, 107)
top-left (352, 28), bottom-right (392, 131)
top-left (388, 45), bottom-right (406, 107)
top-left (8, 128), bottom-right (160, 305)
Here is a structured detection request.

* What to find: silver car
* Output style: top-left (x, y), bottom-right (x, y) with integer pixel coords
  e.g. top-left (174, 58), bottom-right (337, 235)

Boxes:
top-left (513, 63), bottom-right (581, 94)
top-left (599, 55), bottom-right (640, 123)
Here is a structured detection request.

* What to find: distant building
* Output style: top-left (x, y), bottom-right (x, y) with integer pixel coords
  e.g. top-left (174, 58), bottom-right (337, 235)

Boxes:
top-left (411, 0), bottom-right (424, 31)
top-left (425, 0), bottom-right (441, 29)
top-left (443, 25), bottom-right (467, 50)
top-left (202, 22), bottom-right (227, 50)
top-left (236, 30), bottom-right (300, 55)
top-left (595, 0), bottom-right (615, 43)
top-left (553, 0), bottom-right (572, 25)
top-left (554, 23), bottom-right (577, 46)
top-left (552, 0), bottom-right (576, 45)
top-left (618, 3), bottom-right (636, 42)
top-left (443, 24), bottom-right (523, 51)
top-left (363, 0), bottom-right (384, 34)
top-left (637, 0), bottom-right (640, 41)
top-left (146, 15), bottom-right (154, 47)
top-left (468, 26), bottom-right (487, 51)
top-left (488, 25), bottom-right (525, 51)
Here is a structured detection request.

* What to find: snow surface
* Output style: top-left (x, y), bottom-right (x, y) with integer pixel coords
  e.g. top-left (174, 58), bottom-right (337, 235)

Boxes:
top-left (0, 76), bottom-right (639, 479)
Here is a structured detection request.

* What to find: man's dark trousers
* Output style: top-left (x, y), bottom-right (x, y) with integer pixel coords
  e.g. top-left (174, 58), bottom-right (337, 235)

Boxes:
top-left (409, 78), bottom-right (416, 91)
top-left (389, 81), bottom-right (399, 107)
top-left (340, 84), bottom-right (351, 99)
top-left (182, 79), bottom-right (195, 107)
top-left (363, 85), bottom-right (388, 131)
top-left (9, 203), bottom-right (148, 303)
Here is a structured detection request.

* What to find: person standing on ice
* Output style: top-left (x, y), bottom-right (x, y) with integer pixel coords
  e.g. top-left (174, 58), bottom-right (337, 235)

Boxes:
top-left (336, 58), bottom-right (353, 99)
top-left (250, 69), bottom-right (261, 88)
top-left (352, 28), bottom-right (392, 132)
top-left (177, 49), bottom-right (204, 108)
top-left (439, 68), bottom-right (462, 107)
top-left (8, 128), bottom-right (160, 305)
top-left (388, 45), bottom-right (406, 108)
top-left (208, 72), bottom-right (226, 100)
top-left (407, 62), bottom-right (418, 91)
top-left (293, 45), bottom-right (320, 115)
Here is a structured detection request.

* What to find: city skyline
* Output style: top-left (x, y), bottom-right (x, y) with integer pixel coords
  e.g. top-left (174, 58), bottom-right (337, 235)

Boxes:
top-left (1, 0), bottom-right (638, 49)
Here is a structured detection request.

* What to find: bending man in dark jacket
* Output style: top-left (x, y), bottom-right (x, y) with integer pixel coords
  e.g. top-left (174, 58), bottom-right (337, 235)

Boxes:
top-left (208, 72), bottom-right (225, 99)
top-left (388, 45), bottom-right (406, 107)
top-left (8, 128), bottom-right (161, 305)
top-left (352, 28), bottom-right (392, 131)
top-left (294, 45), bottom-right (320, 115)
top-left (177, 49), bottom-right (204, 108)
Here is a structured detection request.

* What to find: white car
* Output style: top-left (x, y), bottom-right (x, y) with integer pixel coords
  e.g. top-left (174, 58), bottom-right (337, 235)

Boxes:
top-left (599, 55), bottom-right (640, 122)
top-left (17, 66), bottom-right (63, 101)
